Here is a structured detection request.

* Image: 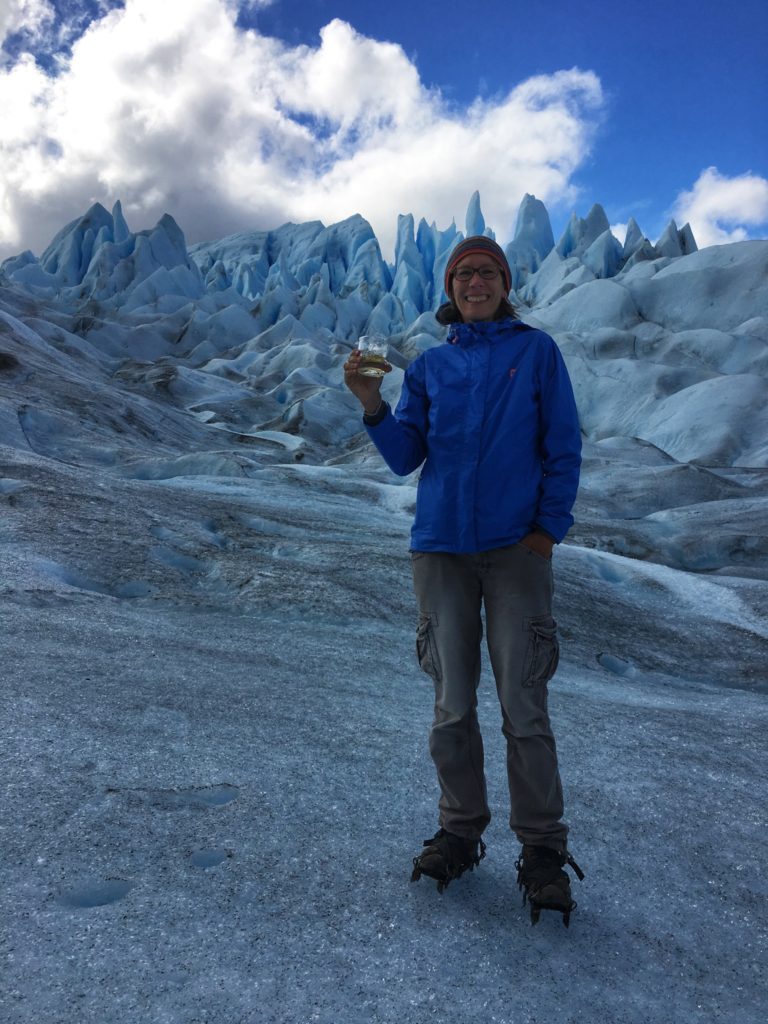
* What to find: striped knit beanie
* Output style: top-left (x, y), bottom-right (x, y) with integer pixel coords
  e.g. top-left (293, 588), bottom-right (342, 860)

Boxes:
top-left (444, 235), bottom-right (512, 296)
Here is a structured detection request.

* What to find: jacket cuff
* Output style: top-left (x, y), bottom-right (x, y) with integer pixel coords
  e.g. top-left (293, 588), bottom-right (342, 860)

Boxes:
top-left (363, 400), bottom-right (389, 427)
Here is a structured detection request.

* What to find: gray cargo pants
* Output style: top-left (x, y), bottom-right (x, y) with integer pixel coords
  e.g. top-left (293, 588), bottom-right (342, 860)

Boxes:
top-left (411, 543), bottom-right (567, 851)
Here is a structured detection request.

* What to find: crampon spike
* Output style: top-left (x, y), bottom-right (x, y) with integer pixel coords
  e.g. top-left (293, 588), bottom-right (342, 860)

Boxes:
top-left (410, 830), bottom-right (485, 894)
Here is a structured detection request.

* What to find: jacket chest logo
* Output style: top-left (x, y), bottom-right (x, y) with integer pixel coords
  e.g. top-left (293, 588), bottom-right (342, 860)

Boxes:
top-left (508, 367), bottom-right (517, 378)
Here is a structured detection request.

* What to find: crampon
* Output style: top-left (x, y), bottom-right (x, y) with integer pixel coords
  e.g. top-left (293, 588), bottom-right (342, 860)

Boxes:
top-left (515, 844), bottom-right (585, 927)
top-left (410, 828), bottom-right (486, 893)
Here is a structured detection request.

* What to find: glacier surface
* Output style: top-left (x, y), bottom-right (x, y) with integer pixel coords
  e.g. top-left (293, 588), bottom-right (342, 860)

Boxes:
top-left (1, 193), bottom-right (766, 1024)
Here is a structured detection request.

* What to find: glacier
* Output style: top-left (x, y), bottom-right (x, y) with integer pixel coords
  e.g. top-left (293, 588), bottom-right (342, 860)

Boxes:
top-left (1, 192), bottom-right (767, 1024)
top-left (2, 191), bottom-right (767, 546)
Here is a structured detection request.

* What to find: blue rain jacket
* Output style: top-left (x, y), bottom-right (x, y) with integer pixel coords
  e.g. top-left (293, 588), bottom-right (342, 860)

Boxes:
top-left (365, 318), bottom-right (582, 552)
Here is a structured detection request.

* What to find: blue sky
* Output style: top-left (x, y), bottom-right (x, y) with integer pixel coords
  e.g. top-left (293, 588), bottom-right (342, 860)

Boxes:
top-left (245, 0), bottom-right (767, 239)
top-left (1, 0), bottom-right (766, 259)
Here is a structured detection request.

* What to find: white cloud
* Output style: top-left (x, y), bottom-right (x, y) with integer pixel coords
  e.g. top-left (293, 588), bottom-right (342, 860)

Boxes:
top-left (0, 0), bottom-right (54, 47)
top-left (233, 0), bottom-right (276, 9)
top-left (672, 167), bottom-right (768, 248)
top-left (0, 0), bottom-right (605, 260)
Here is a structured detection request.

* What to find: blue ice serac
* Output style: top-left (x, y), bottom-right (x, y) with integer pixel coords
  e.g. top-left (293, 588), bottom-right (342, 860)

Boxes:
top-left (0, 191), bottom-right (700, 344)
top-left (3, 189), bottom-right (767, 470)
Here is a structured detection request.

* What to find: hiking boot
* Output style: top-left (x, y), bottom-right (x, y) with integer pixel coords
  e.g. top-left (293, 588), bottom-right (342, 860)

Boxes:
top-left (515, 844), bottom-right (585, 927)
top-left (410, 828), bottom-right (486, 893)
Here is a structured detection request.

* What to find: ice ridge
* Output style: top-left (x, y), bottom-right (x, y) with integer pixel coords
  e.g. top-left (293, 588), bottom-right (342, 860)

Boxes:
top-left (1, 191), bottom-right (702, 337)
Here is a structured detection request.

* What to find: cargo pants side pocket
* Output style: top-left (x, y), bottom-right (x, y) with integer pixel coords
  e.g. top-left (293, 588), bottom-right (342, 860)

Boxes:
top-left (416, 612), bottom-right (441, 682)
top-left (522, 616), bottom-right (559, 688)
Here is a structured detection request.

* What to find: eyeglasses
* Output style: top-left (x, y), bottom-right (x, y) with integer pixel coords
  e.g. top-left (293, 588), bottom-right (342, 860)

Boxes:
top-left (452, 266), bottom-right (501, 282)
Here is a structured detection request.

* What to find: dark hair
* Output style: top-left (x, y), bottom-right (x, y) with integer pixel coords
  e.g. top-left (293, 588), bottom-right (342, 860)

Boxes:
top-left (435, 296), bottom-right (519, 326)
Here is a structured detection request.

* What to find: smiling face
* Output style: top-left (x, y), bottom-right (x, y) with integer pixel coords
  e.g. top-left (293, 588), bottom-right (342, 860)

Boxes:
top-left (449, 256), bottom-right (507, 323)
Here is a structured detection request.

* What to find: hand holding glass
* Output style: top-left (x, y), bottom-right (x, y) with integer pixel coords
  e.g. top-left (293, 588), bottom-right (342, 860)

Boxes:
top-left (356, 335), bottom-right (390, 378)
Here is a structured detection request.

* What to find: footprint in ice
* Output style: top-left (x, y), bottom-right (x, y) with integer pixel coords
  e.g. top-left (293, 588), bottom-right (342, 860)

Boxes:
top-left (189, 848), bottom-right (233, 869)
top-left (0, 478), bottom-right (28, 496)
top-left (56, 878), bottom-right (133, 909)
top-left (168, 784), bottom-right (240, 808)
top-left (586, 552), bottom-right (633, 584)
top-left (106, 782), bottom-right (240, 808)
top-left (597, 652), bottom-right (637, 677)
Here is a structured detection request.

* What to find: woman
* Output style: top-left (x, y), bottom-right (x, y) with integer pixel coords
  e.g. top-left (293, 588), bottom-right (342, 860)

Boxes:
top-left (344, 236), bottom-right (584, 925)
